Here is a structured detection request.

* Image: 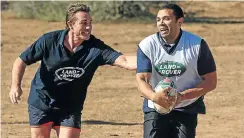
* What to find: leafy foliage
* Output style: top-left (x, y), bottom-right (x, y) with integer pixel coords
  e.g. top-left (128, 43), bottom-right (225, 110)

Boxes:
top-left (8, 1), bottom-right (167, 23)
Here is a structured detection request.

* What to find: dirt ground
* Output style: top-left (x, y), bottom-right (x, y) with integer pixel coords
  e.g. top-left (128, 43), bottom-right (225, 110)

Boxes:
top-left (1, 2), bottom-right (244, 138)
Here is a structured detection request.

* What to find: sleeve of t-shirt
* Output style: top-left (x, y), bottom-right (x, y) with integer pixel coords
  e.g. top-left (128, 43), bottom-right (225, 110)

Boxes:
top-left (197, 39), bottom-right (216, 76)
top-left (136, 47), bottom-right (152, 73)
top-left (19, 35), bottom-right (45, 65)
top-left (96, 38), bottom-right (122, 65)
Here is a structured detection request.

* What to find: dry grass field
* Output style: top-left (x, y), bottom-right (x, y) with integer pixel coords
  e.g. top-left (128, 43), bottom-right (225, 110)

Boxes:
top-left (1, 2), bottom-right (244, 138)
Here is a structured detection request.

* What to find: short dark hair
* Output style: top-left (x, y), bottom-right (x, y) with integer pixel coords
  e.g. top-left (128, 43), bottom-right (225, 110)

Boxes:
top-left (65, 3), bottom-right (90, 29)
top-left (162, 3), bottom-right (184, 20)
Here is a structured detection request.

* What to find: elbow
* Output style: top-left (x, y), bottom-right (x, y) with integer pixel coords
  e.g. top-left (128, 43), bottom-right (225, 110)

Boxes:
top-left (209, 79), bottom-right (217, 92)
top-left (212, 80), bottom-right (217, 90)
top-left (204, 71), bottom-right (217, 92)
top-left (212, 74), bottom-right (217, 90)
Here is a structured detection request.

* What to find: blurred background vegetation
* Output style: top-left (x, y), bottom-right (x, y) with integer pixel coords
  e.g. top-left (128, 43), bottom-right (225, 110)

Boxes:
top-left (2, 1), bottom-right (244, 23)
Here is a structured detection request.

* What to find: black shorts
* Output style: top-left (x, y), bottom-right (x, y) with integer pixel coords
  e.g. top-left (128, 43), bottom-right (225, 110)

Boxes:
top-left (28, 105), bottom-right (81, 129)
top-left (144, 111), bottom-right (198, 138)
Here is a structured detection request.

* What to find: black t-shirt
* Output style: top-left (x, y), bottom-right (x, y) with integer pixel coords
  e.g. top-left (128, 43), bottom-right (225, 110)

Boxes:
top-left (20, 29), bottom-right (122, 112)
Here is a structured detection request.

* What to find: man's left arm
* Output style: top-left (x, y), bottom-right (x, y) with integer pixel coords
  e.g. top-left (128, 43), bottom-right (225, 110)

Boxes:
top-left (179, 39), bottom-right (217, 101)
top-left (113, 55), bottom-right (137, 70)
top-left (179, 72), bottom-right (217, 101)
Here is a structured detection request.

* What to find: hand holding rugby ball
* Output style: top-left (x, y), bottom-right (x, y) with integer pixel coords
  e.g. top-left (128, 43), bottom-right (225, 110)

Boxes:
top-left (153, 78), bottom-right (178, 114)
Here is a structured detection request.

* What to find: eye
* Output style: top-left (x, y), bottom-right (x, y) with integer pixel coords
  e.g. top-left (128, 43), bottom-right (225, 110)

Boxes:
top-left (79, 21), bottom-right (92, 26)
top-left (79, 22), bottom-right (87, 25)
top-left (163, 17), bottom-right (170, 21)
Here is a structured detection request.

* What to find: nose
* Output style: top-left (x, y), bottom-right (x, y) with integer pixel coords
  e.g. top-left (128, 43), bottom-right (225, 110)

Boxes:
top-left (159, 20), bottom-right (166, 25)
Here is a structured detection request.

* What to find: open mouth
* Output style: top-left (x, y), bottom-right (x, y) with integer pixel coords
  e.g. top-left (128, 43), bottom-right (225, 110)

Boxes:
top-left (82, 31), bottom-right (90, 35)
top-left (160, 28), bottom-right (168, 32)
top-left (160, 28), bottom-right (169, 34)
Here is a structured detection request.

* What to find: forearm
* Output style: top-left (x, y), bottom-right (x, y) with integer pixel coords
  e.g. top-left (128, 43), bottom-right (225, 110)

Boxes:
top-left (138, 80), bottom-right (155, 100)
top-left (180, 74), bottom-right (217, 100)
top-left (113, 55), bottom-right (137, 70)
top-left (124, 55), bottom-right (137, 70)
top-left (11, 57), bottom-right (27, 87)
top-left (136, 74), bottom-right (156, 101)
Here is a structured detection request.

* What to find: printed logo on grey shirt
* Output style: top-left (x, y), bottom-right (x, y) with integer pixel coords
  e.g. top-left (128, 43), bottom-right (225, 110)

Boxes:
top-left (155, 61), bottom-right (186, 77)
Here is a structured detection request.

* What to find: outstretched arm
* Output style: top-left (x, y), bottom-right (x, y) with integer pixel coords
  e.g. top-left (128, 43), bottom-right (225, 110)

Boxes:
top-left (9, 57), bottom-right (27, 104)
top-left (113, 55), bottom-right (137, 70)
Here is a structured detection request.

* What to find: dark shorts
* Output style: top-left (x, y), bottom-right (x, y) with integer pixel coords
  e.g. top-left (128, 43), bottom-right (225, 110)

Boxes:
top-left (28, 105), bottom-right (81, 129)
top-left (144, 111), bottom-right (198, 138)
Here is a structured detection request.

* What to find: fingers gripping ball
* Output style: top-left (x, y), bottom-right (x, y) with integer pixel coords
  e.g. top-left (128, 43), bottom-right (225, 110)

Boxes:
top-left (153, 78), bottom-right (178, 114)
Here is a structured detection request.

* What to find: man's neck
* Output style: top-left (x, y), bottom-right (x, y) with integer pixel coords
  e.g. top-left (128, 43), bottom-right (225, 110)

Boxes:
top-left (65, 31), bottom-right (84, 50)
top-left (63, 31), bottom-right (84, 52)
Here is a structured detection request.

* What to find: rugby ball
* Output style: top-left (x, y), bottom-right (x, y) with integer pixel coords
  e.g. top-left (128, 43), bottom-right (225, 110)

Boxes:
top-left (153, 78), bottom-right (178, 114)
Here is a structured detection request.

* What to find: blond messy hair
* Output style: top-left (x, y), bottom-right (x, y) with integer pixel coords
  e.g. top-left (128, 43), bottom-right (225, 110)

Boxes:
top-left (65, 3), bottom-right (90, 29)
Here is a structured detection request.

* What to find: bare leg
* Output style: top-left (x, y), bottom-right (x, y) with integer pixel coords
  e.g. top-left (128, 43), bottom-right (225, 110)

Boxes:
top-left (30, 122), bottom-right (53, 138)
top-left (54, 126), bottom-right (80, 138)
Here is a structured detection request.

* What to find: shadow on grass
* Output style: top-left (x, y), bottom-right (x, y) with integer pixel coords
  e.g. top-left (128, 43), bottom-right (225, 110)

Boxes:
top-left (1, 120), bottom-right (142, 126)
top-left (184, 17), bottom-right (244, 24)
top-left (1, 121), bottom-right (29, 124)
top-left (83, 120), bottom-right (142, 126)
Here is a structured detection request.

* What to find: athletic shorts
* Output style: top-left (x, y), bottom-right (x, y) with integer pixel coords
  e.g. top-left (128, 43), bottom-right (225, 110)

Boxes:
top-left (28, 105), bottom-right (81, 129)
top-left (144, 111), bottom-right (198, 138)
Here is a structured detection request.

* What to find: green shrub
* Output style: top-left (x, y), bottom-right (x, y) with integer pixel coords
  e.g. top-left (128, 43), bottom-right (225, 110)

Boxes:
top-left (9, 1), bottom-right (68, 22)
top-left (8, 1), bottom-right (160, 23)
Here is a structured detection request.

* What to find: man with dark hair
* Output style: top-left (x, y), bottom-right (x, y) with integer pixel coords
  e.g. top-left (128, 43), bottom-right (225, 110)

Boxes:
top-left (9, 3), bottom-right (136, 138)
top-left (136, 3), bottom-right (217, 138)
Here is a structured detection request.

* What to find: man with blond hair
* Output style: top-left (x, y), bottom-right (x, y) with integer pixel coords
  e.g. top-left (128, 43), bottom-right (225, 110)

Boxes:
top-left (9, 3), bottom-right (136, 138)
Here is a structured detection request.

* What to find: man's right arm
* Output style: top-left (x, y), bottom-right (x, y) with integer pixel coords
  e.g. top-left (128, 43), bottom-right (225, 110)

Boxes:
top-left (136, 73), bottom-right (155, 100)
top-left (9, 57), bottom-right (27, 104)
top-left (136, 72), bottom-right (175, 109)
top-left (136, 47), bottom-right (175, 108)
top-left (136, 46), bottom-right (155, 100)
top-left (9, 35), bottom-right (46, 104)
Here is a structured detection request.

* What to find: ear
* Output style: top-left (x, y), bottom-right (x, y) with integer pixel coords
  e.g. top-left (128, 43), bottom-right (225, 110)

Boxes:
top-left (178, 17), bottom-right (184, 26)
top-left (67, 21), bottom-right (73, 29)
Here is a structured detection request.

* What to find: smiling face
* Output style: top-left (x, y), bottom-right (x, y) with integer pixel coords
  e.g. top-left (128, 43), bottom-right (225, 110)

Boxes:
top-left (68, 11), bottom-right (92, 41)
top-left (156, 9), bottom-right (183, 43)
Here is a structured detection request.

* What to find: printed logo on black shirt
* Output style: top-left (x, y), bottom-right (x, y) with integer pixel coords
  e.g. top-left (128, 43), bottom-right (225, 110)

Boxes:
top-left (55, 67), bottom-right (85, 81)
